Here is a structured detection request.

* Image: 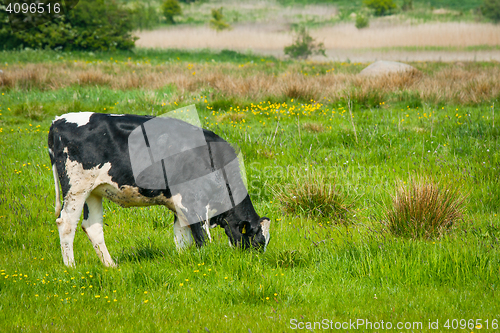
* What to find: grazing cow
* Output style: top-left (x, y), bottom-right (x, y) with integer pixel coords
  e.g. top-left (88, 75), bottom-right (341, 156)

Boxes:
top-left (48, 112), bottom-right (271, 267)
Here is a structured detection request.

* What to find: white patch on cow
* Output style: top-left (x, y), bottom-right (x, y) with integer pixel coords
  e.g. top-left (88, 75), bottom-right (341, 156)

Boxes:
top-left (110, 114), bottom-right (125, 117)
top-left (81, 194), bottom-right (116, 267)
top-left (174, 218), bottom-right (194, 249)
top-left (171, 193), bottom-right (188, 211)
top-left (206, 205), bottom-right (218, 228)
top-left (55, 112), bottom-right (94, 127)
top-left (204, 205), bottom-right (217, 242)
top-left (260, 218), bottom-right (271, 251)
top-left (64, 158), bottom-right (113, 198)
top-left (170, 193), bottom-right (192, 228)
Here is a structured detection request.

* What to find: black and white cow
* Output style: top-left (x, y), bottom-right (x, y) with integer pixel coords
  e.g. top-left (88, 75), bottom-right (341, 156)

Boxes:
top-left (48, 112), bottom-right (271, 267)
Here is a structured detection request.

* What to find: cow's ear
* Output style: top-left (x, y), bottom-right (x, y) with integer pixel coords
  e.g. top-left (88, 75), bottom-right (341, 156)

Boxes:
top-left (238, 220), bottom-right (251, 235)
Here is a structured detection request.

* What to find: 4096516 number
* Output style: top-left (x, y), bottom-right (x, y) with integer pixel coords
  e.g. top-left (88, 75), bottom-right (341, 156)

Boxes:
top-left (5, 2), bottom-right (60, 14)
top-left (444, 318), bottom-right (498, 330)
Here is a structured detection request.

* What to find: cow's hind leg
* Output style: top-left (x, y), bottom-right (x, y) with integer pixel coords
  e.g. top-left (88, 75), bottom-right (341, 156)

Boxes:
top-left (57, 195), bottom-right (87, 267)
top-left (81, 194), bottom-right (116, 267)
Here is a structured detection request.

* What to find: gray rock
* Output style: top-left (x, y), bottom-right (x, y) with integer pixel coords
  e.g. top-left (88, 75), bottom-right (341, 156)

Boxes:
top-left (359, 60), bottom-right (416, 76)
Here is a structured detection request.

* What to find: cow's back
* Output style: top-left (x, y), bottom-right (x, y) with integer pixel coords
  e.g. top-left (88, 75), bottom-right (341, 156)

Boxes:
top-left (48, 112), bottom-right (233, 202)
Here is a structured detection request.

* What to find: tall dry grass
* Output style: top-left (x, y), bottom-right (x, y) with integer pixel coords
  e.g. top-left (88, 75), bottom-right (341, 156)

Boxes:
top-left (317, 22), bottom-right (500, 49)
top-left (1, 61), bottom-right (500, 106)
top-left (135, 22), bottom-right (500, 50)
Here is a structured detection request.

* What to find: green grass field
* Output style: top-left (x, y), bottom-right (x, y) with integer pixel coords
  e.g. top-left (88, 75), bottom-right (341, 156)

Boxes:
top-left (1, 49), bottom-right (499, 332)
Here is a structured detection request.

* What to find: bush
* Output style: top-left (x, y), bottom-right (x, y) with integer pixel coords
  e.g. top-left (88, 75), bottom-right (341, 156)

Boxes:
top-left (363, 0), bottom-right (397, 16)
top-left (355, 14), bottom-right (370, 29)
top-left (481, 0), bottom-right (500, 23)
top-left (0, 0), bottom-right (137, 51)
top-left (384, 178), bottom-right (467, 239)
top-left (209, 7), bottom-right (231, 32)
top-left (272, 169), bottom-right (355, 224)
top-left (162, 0), bottom-right (182, 24)
top-left (284, 26), bottom-right (326, 60)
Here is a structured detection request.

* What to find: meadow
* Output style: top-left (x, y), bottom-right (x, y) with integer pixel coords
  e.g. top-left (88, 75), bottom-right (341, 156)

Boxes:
top-left (1, 49), bottom-right (499, 332)
top-left (133, 0), bottom-right (500, 61)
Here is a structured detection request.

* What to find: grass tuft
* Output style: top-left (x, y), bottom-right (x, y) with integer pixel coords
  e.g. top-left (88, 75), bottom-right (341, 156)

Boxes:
top-left (13, 103), bottom-right (46, 121)
top-left (302, 122), bottom-right (325, 132)
top-left (77, 70), bottom-right (111, 86)
top-left (272, 170), bottom-right (355, 224)
top-left (280, 73), bottom-right (319, 101)
top-left (385, 177), bottom-right (467, 239)
top-left (216, 112), bottom-right (245, 123)
top-left (266, 249), bottom-right (309, 268)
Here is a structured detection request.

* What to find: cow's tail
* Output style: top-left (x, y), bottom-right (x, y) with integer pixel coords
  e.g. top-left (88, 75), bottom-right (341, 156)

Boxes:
top-left (52, 165), bottom-right (62, 217)
top-left (48, 125), bottom-right (62, 217)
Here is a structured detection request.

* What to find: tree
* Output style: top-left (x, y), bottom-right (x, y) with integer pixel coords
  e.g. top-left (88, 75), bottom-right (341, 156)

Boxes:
top-left (481, 0), bottom-right (500, 23)
top-left (363, 0), bottom-right (397, 16)
top-left (284, 27), bottom-right (326, 60)
top-left (0, 0), bottom-right (137, 51)
top-left (162, 0), bottom-right (182, 24)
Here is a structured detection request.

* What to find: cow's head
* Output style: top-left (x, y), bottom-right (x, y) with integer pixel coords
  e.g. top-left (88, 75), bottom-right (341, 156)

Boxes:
top-left (225, 217), bottom-right (271, 251)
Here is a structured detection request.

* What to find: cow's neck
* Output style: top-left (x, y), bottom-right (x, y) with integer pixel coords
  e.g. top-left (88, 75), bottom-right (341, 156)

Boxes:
top-left (217, 195), bottom-right (260, 226)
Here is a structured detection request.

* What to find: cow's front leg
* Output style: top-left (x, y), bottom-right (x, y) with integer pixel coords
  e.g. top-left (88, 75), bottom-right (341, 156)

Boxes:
top-left (190, 222), bottom-right (208, 247)
top-left (56, 195), bottom-right (86, 267)
top-left (173, 216), bottom-right (194, 249)
top-left (81, 194), bottom-right (116, 267)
